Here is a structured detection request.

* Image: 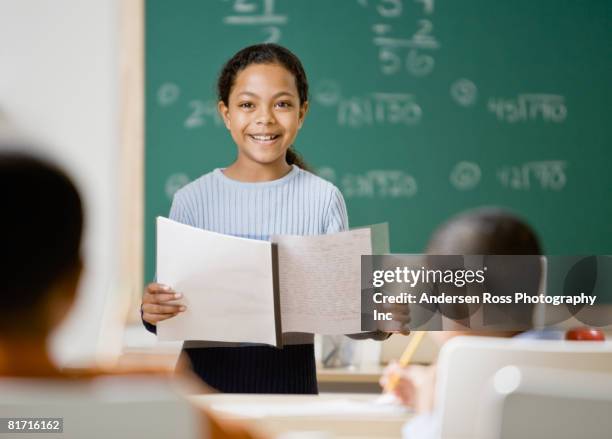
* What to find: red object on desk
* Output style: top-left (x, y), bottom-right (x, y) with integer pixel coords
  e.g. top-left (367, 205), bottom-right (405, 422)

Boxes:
top-left (565, 327), bottom-right (605, 341)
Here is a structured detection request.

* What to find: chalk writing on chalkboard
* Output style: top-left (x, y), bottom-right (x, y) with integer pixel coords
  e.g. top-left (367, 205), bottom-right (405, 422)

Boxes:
top-left (415, 0), bottom-right (435, 15)
top-left (157, 82), bottom-right (181, 107)
top-left (313, 80), bottom-right (342, 107)
top-left (488, 94), bottom-right (567, 123)
top-left (337, 93), bottom-right (422, 127)
top-left (184, 100), bottom-right (222, 129)
top-left (165, 173), bottom-right (190, 199)
top-left (497, 161), bottom-right (567, 191)
top-left (319, 167), bottom-right (418, 198)
top-left (223, 0), bottom-right (286, 43)
top-left (312, 80), bottom-right (422, 127)
top-left (450, 161), bottom-right (481, 190)
top-left (360, 0), bottom-right (439, 77)
top-left (450, 79), bottom-right (477, 107)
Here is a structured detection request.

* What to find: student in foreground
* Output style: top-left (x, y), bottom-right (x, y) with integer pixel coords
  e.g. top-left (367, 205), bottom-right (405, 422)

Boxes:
top-left (379, 207), bottom-right (563, 438)
top-left (0, 152), bottom-right (263, 439)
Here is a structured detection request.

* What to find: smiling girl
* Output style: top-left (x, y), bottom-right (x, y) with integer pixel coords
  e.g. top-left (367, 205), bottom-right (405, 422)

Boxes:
top-left (141, 44), bottom-right (407, 393)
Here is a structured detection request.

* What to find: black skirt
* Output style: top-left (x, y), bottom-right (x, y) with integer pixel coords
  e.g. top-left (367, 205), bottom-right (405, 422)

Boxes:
top-left (181, 344), bottom-right (318, 394)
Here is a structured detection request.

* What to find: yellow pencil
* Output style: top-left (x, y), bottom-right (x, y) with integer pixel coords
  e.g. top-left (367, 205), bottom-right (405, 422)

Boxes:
top-left (383, 331), bottom-right (426, 393)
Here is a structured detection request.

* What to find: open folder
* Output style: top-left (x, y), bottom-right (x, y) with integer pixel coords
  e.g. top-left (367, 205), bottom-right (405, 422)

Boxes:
top-left (156, 217), bottom-right (386, 347)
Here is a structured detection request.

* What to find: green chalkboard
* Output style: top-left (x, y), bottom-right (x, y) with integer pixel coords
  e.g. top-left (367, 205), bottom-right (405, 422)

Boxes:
top-left (145, 0), bottom-right (612, 284)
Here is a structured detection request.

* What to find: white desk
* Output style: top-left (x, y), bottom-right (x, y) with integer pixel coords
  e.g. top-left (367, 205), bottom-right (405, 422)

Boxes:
top-left (190, 393), bottom-right (412, 439)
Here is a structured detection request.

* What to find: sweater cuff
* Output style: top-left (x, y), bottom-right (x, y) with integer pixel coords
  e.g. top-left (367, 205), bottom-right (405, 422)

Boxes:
top-left (141, 305), bottom-right (157, 334)
top-left (346, 330), bottom-right (392, 341)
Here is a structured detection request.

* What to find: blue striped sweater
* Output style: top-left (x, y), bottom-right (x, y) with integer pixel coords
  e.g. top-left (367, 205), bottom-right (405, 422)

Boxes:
top-left (143, 165), bottom-right (349, 393)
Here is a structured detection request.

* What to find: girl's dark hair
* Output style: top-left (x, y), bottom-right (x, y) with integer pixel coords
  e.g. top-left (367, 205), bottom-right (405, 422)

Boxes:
top-left (217, 43), bottom-right (310, 171)
top-left (0, 152), bottom-right (83, 329)
top-left (427, 207), bottom-right (542, 255)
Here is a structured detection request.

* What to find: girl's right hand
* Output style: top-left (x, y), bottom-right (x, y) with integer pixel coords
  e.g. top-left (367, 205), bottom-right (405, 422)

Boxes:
top-left (141, 282), bottom-right (186, 325)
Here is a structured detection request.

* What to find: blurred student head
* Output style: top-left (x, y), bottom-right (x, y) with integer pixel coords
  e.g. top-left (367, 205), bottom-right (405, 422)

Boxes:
top-left (426, 207), bottom-right (542, 332)
top-left (427, 207), bottom-right (541, 255)
top-left (0, 151), bottom-right (83, 338)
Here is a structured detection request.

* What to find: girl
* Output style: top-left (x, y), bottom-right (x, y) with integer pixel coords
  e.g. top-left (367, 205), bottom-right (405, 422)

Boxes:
top-left (141, 44), bottom-right (408, 394)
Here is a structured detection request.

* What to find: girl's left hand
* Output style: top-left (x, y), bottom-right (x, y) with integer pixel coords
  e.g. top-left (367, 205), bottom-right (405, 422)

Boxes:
top-left (377, 302), bottom-right (411, 335)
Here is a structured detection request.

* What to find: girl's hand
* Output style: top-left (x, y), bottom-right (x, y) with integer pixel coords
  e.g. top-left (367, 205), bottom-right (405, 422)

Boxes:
top-left (379, 361), bottom-right (436, 413)
top-left (379, 302), bottom-right (412, 335)
top-left (141, 282), bottom-right (186, 325)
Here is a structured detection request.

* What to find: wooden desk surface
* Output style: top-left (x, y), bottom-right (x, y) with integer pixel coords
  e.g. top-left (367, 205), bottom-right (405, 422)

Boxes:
top-left (190, 393), bottom-right (412, 439)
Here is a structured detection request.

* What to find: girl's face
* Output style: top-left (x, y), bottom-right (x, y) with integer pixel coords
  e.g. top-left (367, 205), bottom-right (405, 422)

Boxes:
top-left (218, 63), bottom-right (308, 169)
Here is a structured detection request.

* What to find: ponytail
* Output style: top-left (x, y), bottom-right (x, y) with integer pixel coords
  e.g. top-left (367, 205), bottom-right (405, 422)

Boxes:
top-left (286, 147), bottom-right (311, 172)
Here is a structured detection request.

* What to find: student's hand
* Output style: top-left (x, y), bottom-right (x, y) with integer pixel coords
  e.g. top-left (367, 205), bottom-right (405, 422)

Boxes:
top-left (380, 362), bottom-right (436, 413)
top-left (141, 282), bottom-right (186, 325)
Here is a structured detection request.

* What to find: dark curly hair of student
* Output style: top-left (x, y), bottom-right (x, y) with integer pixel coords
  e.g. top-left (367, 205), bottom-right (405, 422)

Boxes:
top-left (217, 43), bottom-right (311, 171)
top-left (0, 151), bottom-right (83, 331)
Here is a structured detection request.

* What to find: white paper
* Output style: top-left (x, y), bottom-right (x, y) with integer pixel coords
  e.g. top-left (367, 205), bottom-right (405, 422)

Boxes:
top-left (156, 217), bottom-right (278, 345)
top-left (272, 228), bottom-right (371, 334)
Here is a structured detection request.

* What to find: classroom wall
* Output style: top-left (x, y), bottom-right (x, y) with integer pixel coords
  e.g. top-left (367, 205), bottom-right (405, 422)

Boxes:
top-left (0, 0), bottom-right (122, 365)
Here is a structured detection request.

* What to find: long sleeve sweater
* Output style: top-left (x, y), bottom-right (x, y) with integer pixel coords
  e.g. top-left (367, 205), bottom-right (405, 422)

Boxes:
top-left (143, 165), bottom-right (350, 393)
